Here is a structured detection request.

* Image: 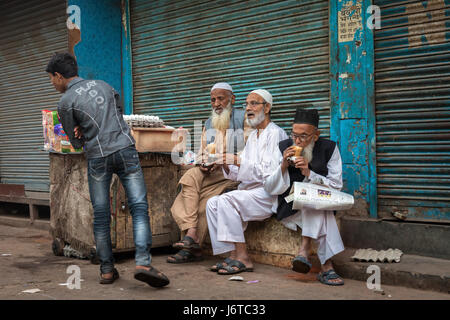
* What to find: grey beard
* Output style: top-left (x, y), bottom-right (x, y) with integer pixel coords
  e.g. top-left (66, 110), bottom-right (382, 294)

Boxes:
top-left (302, 140), bottom-right (315, 163)
top-left (211, 102), bottom-right (232, 130)
top-left (246, 109), bottom-right (265, 128)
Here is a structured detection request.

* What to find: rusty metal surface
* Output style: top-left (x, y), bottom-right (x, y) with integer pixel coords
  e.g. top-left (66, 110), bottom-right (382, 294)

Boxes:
top-left (0, 0), bottom-right (67, 191)
top-left (129, 0), bottom-right (331, 136)
top-left (374, 0), bottom-right (450, 220)
top-left (0, 184), bottom-right (25, 197)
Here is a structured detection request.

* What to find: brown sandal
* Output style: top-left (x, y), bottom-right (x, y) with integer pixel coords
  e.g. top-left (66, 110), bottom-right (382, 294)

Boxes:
top-left (99, 268), bottom-right (119, 284)
top-left (134, 265), bottom-right (170, 288)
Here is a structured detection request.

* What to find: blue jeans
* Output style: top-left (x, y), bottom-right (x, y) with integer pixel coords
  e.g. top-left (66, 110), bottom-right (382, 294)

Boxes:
top-left (87, 145), bottom-right (152, 274)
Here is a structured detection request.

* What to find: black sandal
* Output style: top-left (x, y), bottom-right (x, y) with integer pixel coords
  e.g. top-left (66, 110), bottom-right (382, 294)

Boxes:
top-left (217, 259), bottom-right (254, 275)
top-left (210, 257), bottom-right (232, 272)
top-left (99, 268), bottom-right (119, 284)
top-left (172, 235), bottom-right (201, 250)
top-left (134, 265), bottom-right (170, 288)
top-left (166, 249), bottom-right (203, 264)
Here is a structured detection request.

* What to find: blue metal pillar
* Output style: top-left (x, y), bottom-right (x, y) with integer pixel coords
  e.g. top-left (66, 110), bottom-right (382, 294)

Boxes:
top-left (67, 0), bottom-right (123, 97)
top-left (121, 0), bottom-right (133, 115)
top-left (330, 0), bottom-right (377, 217)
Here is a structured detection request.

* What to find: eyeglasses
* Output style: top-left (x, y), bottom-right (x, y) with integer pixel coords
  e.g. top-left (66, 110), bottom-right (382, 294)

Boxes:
top-left (291, 132), bottom-right (315, 142)
top-left (242, 101), bottom-right (266, 108)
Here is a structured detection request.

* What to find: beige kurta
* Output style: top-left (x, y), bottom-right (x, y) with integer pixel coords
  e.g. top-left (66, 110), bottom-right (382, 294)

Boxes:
top-left (171, 166), bottom-right (239, 246)
top-left (171, 116), bottom-right (251, 246)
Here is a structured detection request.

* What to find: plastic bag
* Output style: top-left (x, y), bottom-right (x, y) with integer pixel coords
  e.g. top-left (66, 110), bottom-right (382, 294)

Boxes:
top-left (290, 182), bottom-right (354, 211)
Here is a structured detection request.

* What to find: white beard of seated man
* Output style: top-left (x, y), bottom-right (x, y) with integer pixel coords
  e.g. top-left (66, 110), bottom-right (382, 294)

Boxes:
top-left (211, 100), bottom-right (232, 131)
top-left (264, 107), bottom-right (345, 286)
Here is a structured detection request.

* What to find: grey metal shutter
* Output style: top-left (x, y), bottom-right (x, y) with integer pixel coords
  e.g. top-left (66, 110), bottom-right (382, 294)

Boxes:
top-left (0, 0), bottom-right (67, 191)
top-left (130, 0), bottom-right (330, 136)
top-left (374, 0), bottom-right (450, 220)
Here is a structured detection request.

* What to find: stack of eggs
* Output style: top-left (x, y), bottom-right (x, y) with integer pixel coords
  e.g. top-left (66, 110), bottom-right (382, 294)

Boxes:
top-left (123, 114), bottom-right (165, 128)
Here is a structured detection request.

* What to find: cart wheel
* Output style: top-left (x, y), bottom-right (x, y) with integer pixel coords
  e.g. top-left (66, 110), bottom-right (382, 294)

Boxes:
top-left (52, 238), bottom-right (65, 256)
top-left (89, 248), bottom-right (100, 265)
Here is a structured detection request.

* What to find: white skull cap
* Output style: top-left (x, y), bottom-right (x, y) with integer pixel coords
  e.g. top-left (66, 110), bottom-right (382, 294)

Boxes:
top-left (250, 89), bottom-right (273, 106)
top-left (211, 82), bottom-right (233, 92)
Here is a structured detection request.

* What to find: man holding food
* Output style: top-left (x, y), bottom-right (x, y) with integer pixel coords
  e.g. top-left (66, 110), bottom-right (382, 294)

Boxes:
top-left (168, 82), bottom-right (250, 263)
top-left (264, 107), bottom-right (346, 286)
top-left (206, 89), bottom-right (288, 275)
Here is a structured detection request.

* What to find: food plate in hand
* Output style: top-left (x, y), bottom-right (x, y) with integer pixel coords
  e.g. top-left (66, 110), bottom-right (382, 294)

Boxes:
top-left (201, 162), bottom-right (214, 169)
top-left (207, 154), bottom-right (218, 163)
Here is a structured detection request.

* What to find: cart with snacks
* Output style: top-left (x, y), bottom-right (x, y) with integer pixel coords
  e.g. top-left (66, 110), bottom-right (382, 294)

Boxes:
top-left (44, 111), bottom-right (187, 262)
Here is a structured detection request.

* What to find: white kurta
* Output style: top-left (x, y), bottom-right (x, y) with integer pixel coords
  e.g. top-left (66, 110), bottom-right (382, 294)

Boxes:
top-left (264, 145), bottom-right (345, 265)
top-left (206, 122), bottom-right (288, 255)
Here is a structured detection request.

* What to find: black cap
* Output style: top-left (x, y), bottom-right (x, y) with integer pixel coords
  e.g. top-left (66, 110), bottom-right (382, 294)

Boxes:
top-left (294, 107), bottom-right (319, 127)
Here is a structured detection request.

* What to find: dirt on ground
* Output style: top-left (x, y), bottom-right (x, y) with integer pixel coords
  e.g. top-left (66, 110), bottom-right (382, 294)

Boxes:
top-left (0, 224), bottom-right (448, 301)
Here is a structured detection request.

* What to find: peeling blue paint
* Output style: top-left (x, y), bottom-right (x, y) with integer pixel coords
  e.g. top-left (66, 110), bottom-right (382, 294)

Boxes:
top-left (68, 0), bottom-right (122, 96)
top-left (330, 0), bottom-right (377, 218)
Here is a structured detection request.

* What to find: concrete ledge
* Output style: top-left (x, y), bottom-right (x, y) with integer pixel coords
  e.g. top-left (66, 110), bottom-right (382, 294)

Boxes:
top-left (340, 217), bottom-right (450, 260)
top-left (203, 216), bottom-right (321, 269)
top-left (332, 248), bottom-right (450, 294)
top-left (0, 215), bottom-right (50, 231)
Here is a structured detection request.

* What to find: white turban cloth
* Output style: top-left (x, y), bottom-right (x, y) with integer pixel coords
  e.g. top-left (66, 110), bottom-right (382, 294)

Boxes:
top-left (211, 82), bottom-right (233, 93)
top-left (250, 89), bottom-right (273, 106)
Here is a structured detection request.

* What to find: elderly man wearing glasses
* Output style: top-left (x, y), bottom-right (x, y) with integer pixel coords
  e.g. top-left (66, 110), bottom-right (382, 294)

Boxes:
top-left (206, 89), bottom-right (288, 275)
top-left (264, 107), bottom-right (346, 286)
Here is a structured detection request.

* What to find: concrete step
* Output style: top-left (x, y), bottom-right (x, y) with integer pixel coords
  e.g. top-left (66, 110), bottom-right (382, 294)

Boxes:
top-left (0, 215), bottom-right (50, 231)
top-left (332, 248), bottom-right (450, 294)
top-left (340, 217), bottom-right (450, 260)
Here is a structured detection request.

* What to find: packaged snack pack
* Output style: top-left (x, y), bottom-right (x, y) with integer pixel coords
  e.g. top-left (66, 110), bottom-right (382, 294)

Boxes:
top-left (42, 110), bottom-right (83, 153)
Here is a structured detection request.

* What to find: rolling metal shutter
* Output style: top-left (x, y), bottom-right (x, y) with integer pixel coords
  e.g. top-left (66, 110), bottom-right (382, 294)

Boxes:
top-left (374, 0), bottom-right (450, 220)
top-left (129, 0), bottom-right (330, 137)
top-left (0, 0), bottom-right (67, 192)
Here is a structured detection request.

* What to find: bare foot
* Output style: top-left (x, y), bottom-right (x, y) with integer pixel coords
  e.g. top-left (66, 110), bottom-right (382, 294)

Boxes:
top-left (297, 248), bottom-right (309, 260)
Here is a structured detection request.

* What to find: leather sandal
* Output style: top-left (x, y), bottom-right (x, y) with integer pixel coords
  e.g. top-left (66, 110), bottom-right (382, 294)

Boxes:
top-left (134, 265), bottom-right (170, 288)
top-left (172, 235), bottom-right (201, 250)
top-left (99, 268), bottom-right (119, 284)
top-left (167, 249), bottom-right (203, 264)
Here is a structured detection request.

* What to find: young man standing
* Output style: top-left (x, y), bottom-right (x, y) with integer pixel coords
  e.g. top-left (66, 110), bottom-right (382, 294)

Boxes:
top-left (46, 52), bottom-right (169, 287)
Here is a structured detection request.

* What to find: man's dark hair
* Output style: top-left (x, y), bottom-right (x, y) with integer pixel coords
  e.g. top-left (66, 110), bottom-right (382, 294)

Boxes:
top-left (46, 52), bottom-right (78, 78)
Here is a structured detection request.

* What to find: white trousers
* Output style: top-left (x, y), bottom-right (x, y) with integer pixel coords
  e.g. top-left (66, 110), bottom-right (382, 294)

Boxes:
top-left (281, 209), bottom-right (345, 265)
top-left (206, 187), bottom-right (274, 255)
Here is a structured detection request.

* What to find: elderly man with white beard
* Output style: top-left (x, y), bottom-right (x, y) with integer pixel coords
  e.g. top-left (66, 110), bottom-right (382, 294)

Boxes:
top-left (206, 89), bottom-right (288, 275)
top-left (264, 107), bottom-right (345, 286)
top-left (168, 82), bottom-right (250, 264)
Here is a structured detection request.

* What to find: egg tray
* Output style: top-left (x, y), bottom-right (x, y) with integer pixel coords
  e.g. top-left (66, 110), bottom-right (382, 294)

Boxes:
top-left (351, 248), bottom-right (403, 263)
